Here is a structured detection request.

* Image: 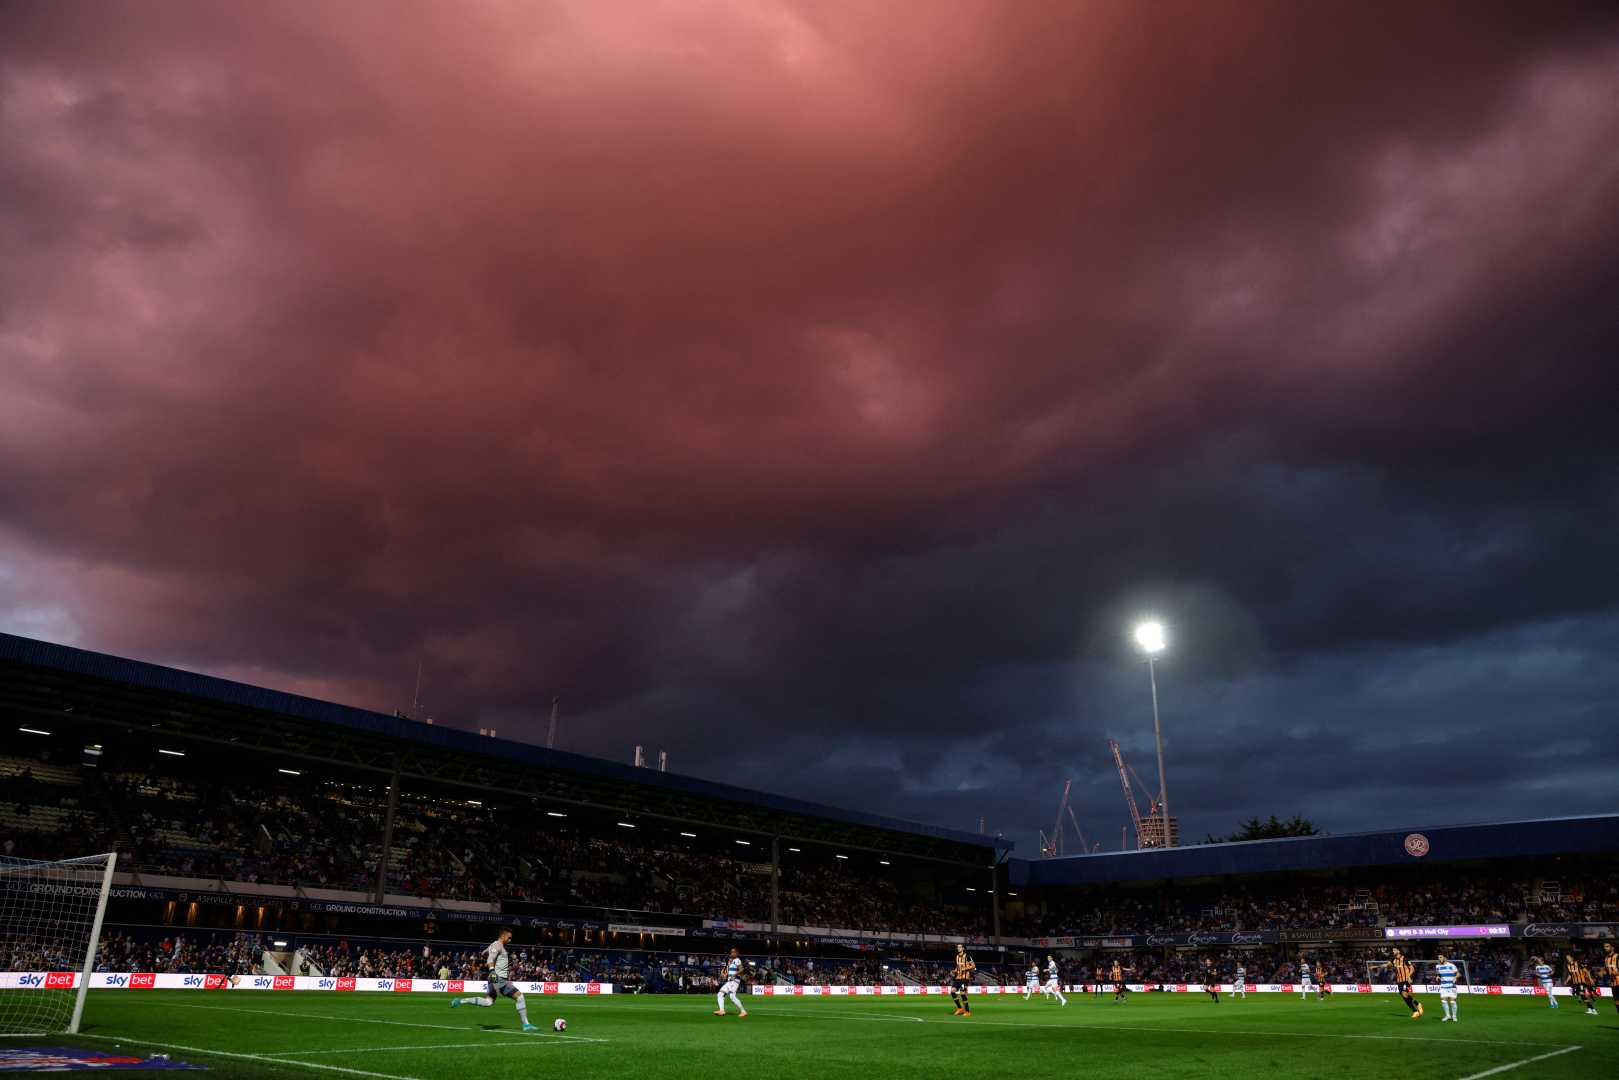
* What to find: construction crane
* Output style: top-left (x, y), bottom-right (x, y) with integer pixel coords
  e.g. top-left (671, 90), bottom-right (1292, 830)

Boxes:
top-left (1038, 780), bottom-right (1100, 856)
top-left (1037, 780), bottom-right (1068, 856)
top-left (1109, 738), bottom-right (1165, 849)
top-left (1066, 804), bottom-right (1099, 854)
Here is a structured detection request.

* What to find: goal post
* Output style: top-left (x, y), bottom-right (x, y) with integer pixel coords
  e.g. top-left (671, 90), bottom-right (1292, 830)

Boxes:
top-left (0, 852), bottom-right (118, 1036)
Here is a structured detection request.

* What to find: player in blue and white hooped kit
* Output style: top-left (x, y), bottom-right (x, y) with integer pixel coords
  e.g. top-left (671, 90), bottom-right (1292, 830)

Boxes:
top-left (1434, 953), bottom-right (1459, 1022)
top-left (1298, 956), bottom-right (1315, 1000)
top-left (1531, 956), bottom-right (1557, 1009)
top-left (1023, 963), bottom-right (1040, 1000)
top-left (1044, 955), bottom-right (1067, 1005)
top-left (1232, 962), bottom-right (1246, 1000)
top-left (450, 927), bottom-right (537, 1031)
top-left (714, 948), bottom-right (747, 1017)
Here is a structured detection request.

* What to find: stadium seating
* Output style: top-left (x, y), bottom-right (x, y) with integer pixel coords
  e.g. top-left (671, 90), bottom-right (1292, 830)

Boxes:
top-left (3, 748), bottom-right (1616, 945)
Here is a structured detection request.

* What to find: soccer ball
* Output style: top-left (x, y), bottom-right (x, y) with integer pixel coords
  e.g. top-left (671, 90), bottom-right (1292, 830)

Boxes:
top-left (553, 1018), bottom-right (567, 1032)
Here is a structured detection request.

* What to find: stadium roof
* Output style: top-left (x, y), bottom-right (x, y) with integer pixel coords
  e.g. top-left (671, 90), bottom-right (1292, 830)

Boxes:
top-left (0, 632), bottom-right (1009, 863)
top-left (1009, 812), bottom-right (1619, 887)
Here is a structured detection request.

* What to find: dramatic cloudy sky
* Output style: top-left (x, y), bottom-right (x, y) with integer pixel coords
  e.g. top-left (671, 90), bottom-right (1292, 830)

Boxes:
top-left (3, 1), bottom-right (1618, 852)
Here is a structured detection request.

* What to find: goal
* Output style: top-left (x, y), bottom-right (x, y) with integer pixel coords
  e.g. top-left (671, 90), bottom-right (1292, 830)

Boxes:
top-left (0, 853), bottom-right (117, 1036)
top-left (1365, 957), bottom-right (1471, 991)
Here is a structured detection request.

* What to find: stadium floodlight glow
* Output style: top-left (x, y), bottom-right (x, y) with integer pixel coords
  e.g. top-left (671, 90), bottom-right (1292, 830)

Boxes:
top-left (787, 847), bottom-right (801, 853)
top-left (466, 800), bottom-right (482, 806)
top-left (834, 854), bottom-right (848, 860)
top-left (1008, 892), bottom-right (1019, 897)
top-left (965, 887), bottom-right (977, 892)
top-left (547, 811), bottom-right (567, 818)
top-left (157, 748), bottom-right (185, 757)
top-left (734, 839), bottom-right (751, 846)
top-left (1132, 618), bottom-right (1172, 847)
top-left (277, 768), bottom-right (301, 776)
top-left (616, 821), bottom-right (636, 829)
top-left (879, 860), bottom-right (890, 866)
top-left (273, 940), bottom-right (288, 947)
top-left (679, 831), bottom-right (697, 838)
top-left (18, 726), bottom-right (51, 736)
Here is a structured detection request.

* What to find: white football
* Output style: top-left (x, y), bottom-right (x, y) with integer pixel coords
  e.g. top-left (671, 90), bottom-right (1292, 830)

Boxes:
top-left (553, 1018), bottom-right (567, 1032)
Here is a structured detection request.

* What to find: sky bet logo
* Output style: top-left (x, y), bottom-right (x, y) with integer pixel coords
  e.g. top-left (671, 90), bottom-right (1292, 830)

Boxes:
top-left (106, 974), bottom-right (129, 987)
top-left (184, 975), bottom-right (206, 987)
top-left (253, 976), bottom-right (273, 988)
top-left (376, 979), bottom-right (393, 991)
top-left (45, 973), bottom-right (76, 989)
top-left (393, 979), bottom-right (413, 992)
top-left (17, 974), bottom-right (43, 988)
top-left (336, 978), bottom-right (357, 991)
top-left (130, 973), bottom-right (157, 989)
top-left (318, 979), bottom-right (336, 990)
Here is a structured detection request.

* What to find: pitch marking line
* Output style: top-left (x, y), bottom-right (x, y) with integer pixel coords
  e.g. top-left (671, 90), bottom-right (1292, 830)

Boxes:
top-left (258, 1039), bottom-right (605, 1056)
top-left (751, 1009), bottom-right (926, 1023)
top-left (1455, 1045), bottom-right (1582, 1079)
top-left (908, 1015), bottom-right (1577, 1048)
top-left (508, 998), bottom-right (1580, 1049)
top-left (79, 1033), bottom-right (422, 1080)
top-left (163, 1001), bottom-right (604, 1041)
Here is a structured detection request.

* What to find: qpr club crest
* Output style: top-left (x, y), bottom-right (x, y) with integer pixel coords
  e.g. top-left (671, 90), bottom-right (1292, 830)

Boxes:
top-left (1403, 833), bottom-right (1430, 858)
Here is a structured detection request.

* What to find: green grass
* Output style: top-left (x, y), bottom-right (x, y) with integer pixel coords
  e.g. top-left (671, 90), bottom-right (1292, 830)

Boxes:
top-left (42, 989), bottom-right (1619, 1079)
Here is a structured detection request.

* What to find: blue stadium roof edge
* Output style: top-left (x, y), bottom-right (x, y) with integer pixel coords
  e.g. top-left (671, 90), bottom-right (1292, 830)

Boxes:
top-left (1008, 812), bottom-right (1619, 887)
top-left (0, 631), bottom-right (1011, 854)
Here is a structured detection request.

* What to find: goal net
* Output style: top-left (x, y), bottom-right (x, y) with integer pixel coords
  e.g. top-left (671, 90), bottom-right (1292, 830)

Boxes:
top-left (0, 853), bottom-right (117, 1036)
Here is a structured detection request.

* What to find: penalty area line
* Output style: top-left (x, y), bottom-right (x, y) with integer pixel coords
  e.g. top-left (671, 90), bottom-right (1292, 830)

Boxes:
top-left (1455, 1045), bottom-right (1581, 1079)
top-left (78, 1033), bottom-right (423, 1080)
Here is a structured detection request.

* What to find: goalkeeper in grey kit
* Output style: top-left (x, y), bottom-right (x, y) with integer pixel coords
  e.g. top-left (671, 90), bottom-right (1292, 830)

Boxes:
top-left (450, 927), bottom-right (538, 1031)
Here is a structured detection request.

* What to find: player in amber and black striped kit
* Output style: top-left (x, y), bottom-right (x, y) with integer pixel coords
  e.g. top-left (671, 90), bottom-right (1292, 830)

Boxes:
top-left (1604, 944), bottom-right (1619, 1017)
top-left (1391, 949), bottom-right (1421, 1018)
top-left (950, 945), bottom-right (976, 1017)
top-left (1567, 954), bottom-right (1597, 1016)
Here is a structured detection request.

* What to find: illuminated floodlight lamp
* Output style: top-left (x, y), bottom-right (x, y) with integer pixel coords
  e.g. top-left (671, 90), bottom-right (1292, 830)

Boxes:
top-left (1133, 620), bottom-right (1166, 654)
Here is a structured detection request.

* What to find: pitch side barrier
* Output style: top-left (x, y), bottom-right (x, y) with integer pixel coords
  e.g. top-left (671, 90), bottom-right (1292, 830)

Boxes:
top-left (2, 974), bottom-right (1606, 999)
top-left (0, 973), bottom-right (613, 994)
top-left (750, 983), bottom-right (1612, 998)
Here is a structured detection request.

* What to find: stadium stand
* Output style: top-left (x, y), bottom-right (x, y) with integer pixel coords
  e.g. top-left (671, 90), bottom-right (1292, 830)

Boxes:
top-left (2, 630), bottom-right (1617, 997)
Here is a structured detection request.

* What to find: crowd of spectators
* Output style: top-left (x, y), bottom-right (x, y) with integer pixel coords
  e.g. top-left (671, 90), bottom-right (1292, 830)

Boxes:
top-left (1015, 873), bottom-right (1619, 938)
top-left (101, 774), bottom-right (380, 890)
top-left (3, 760), bottom-right (983, 933)
top-left (5, 754), bottom-right (1618, 946)
top-left (92, 929), bottom-right (261, 975)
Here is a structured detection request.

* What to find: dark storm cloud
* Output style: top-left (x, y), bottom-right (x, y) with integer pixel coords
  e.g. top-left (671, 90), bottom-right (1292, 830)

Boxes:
top-left (2, 1), bottom-right (1617, 847)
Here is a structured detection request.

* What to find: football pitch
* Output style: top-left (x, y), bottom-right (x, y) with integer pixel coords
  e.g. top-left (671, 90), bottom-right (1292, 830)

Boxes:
top-left (47, 991), bottom-right (1617, 1079)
